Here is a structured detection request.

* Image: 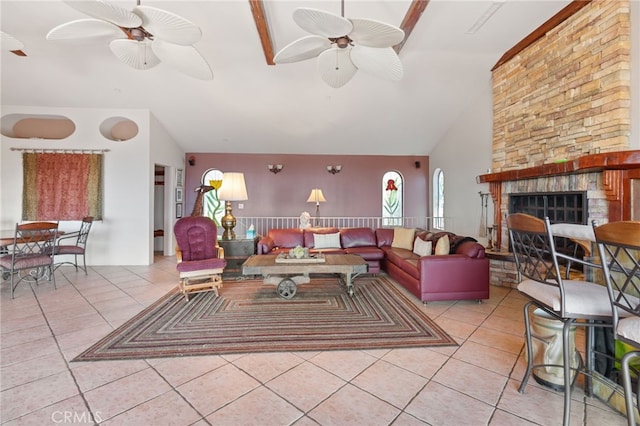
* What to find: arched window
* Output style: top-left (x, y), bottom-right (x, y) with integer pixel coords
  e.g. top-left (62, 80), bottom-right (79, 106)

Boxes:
top-left (433, 168), bottom-right (444, 229)
top-left (382, 171), bottom-right (403, 226)
top-left (202, 168), bottom-right (224, 225)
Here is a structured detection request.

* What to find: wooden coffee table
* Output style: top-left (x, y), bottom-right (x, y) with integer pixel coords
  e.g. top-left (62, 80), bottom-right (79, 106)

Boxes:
top-left (242, 254), bottom-right (368, 299)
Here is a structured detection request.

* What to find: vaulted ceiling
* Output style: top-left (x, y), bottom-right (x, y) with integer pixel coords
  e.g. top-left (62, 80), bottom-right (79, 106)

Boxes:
top-left (1, 1), bottom-right (573, 155)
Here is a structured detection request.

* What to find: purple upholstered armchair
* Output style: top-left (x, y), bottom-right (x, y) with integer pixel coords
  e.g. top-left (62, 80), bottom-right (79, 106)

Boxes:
top-left (174, 216), bottom-right (226, 301)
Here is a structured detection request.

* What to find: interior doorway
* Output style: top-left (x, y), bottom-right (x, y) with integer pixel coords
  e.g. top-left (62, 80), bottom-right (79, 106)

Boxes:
top-left (153, 164), bottom-right (167, 259)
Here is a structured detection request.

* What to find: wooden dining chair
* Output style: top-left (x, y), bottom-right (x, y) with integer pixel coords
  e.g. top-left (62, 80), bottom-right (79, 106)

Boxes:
top-left (594, 221), bottom-right (640, 425)
top-left (0, 221), bottom-right (59, 298)
top-left (507, 213), bottom-right (613, 426)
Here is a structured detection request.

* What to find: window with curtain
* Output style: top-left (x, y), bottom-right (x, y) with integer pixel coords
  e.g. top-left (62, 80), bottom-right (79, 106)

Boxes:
top-left (22, 152), bottom-right (103, 220)
top-left (382, 171), bottom-right (403, 226)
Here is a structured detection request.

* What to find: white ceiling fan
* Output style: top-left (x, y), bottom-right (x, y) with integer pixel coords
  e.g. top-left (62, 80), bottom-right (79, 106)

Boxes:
top-left (46, 0), bottom-right (213, 80)
top-left (274, 1), bottom-right (405, 88)
top-left (1, 31), bottom-right (27, 56)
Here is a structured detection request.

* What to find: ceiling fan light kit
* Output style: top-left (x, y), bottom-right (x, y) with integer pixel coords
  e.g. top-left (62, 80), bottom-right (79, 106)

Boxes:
top-left (46, 0), bottom-right (213, 80)
top-left (273, 4), bottom-right (405, 88)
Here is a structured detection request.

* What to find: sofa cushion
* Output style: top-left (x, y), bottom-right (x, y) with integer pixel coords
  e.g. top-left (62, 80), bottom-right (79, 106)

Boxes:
top-left (376, 228), bottom-right (394, 247)
top-left (435, 235), bottom-right (450, 255)
top-left (402, 258), bottom-right (420, 279)
top-left (303, 227), bottom-right (339, 247)
top-left (340, 227), bottom-right (377, 248)
top-left (383, 246), bottom-right (417, 263)
top-left (269, 228), bottom-right (304, 248)
top-left (392, 227), bottom-right (415, 250)
top-left (413, 237), bottom-right (432, 257)
top-left (313, 232), bottom-right (341, 249)
top-left (345, 246), bottom-right (384, 260)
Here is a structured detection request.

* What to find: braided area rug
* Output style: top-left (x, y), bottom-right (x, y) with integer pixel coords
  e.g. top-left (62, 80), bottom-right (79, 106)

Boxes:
top-left (73, 275), bottom-right (456, 361)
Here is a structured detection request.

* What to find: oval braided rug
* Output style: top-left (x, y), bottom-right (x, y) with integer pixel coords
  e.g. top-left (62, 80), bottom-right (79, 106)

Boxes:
top-left (72, 275), bottom-right (457, 361)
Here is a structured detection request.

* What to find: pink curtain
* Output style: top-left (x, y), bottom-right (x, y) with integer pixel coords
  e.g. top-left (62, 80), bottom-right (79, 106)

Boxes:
top-left (22, 153), bottom-right (103, 220)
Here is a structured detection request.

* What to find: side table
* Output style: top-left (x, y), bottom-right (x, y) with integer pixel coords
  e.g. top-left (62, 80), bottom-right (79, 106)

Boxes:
top-left (218, 236), bottom-right (259, 277)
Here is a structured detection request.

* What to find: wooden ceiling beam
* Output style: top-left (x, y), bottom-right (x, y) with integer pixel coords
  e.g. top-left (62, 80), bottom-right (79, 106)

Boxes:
top-left (394, 0), bottom-right (431, 54)
top-left (491, 0), bottom-right (592, 71)
top-left (249, 0), bottom-right (275, 65)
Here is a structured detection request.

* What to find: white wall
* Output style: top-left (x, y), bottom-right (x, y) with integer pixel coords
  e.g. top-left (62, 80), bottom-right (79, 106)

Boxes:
top-left (149, 114), bottom-right (185, 260)
top-left (1, 106), bottom-right (183, 265)
top-left (428, 80), bottom-right (494, 243)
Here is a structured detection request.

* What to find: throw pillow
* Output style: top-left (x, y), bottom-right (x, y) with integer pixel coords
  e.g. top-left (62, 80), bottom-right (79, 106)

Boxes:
top-left (314, 232), bottom-right (341, 249)
top-left (391, 227), bottom-right (415, 250)
top-left (413, 237), bottom-right (432, 257)
top-left (434, 235), bottom-right (450, 255)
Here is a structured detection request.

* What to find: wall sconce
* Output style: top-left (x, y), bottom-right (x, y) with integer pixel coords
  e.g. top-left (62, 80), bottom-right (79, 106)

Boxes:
top-left (327, 165), bottom-right (342, 175)
top-left (188, 155), bottom-right (196, 166)
top-left (268, 164), bottom-right (283, 174)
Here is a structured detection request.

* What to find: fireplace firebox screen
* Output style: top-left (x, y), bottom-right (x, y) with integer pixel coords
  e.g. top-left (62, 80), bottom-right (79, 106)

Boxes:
top-left (509, 191), bottom-right (588, 258)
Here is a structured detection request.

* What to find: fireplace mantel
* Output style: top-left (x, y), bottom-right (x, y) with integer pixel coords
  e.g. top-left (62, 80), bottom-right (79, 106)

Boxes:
top-left (477, 150), bottom-right (640, 184)
top-left (477, 150), bottom-right (640, 249)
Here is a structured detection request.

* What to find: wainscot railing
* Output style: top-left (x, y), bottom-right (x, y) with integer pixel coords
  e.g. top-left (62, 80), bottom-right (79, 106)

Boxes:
top-left (232, 217), bottom-right (451, 239)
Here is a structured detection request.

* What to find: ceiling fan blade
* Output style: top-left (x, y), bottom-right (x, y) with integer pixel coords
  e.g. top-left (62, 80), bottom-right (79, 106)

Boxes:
top-left (109, 39), bottom-right (160, 70)
top-left (293, 8), bottom-right (352, 38)
top-left (46, 19), bottom-right (124, 41)
top-left (63, 1), bottom-right (141, 28)
top-left (349, 19), bottom-right (405, 48)
top-left (274, 35), bottom-right (331, 64)
top-left (317, 47), bottom-right (357, 88)
top-left (151, 39), bottom-right (213, 80)
top-left (350, 45), bottom-right (403, 81)
top-left (1, 31), bottom-right (24, 51)
top-left (134, 5), bottom-right (202, 46)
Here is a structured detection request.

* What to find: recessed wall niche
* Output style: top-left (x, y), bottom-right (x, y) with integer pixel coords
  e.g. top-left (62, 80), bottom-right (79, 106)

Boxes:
top-left (1, 114), bottom-right (76, 139)
top-left (100, 117), bottom-right (138, 142)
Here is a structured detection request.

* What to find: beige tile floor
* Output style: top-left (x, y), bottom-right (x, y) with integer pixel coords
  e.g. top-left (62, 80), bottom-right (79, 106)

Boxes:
top-left (0, 255), bottom-right (629, 425)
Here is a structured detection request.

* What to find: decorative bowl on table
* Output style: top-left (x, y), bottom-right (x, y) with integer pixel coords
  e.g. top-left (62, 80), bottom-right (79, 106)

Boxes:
top-left (275, 248), bottom-right (325, 263)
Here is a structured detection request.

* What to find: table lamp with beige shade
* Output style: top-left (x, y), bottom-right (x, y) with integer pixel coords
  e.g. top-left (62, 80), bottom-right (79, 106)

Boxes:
top-left (307, 188), bottom-right (326, 219)
top-left (218, 172), bottom-right (248, 240)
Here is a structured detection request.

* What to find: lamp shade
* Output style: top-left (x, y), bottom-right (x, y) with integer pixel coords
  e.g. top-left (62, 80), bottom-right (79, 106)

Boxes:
top-left (306, 188), bottom-right (326, 203)
top-left (218, 172), bottom-right (248, 201)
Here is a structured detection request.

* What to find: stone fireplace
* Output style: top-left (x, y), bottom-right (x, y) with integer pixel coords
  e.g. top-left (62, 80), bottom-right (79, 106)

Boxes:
top-left (482, 0), bottom-right (638, 267)
top-left (478, 0), bottom-right (640, 416)
top-left (477, 150), bottom-right (640, 288)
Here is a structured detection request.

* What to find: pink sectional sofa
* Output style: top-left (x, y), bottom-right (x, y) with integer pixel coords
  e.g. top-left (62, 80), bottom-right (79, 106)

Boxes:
top-left (257, 227), bottom-right (490, 303)
top-left (257, 227), bottom-right (384, 274)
